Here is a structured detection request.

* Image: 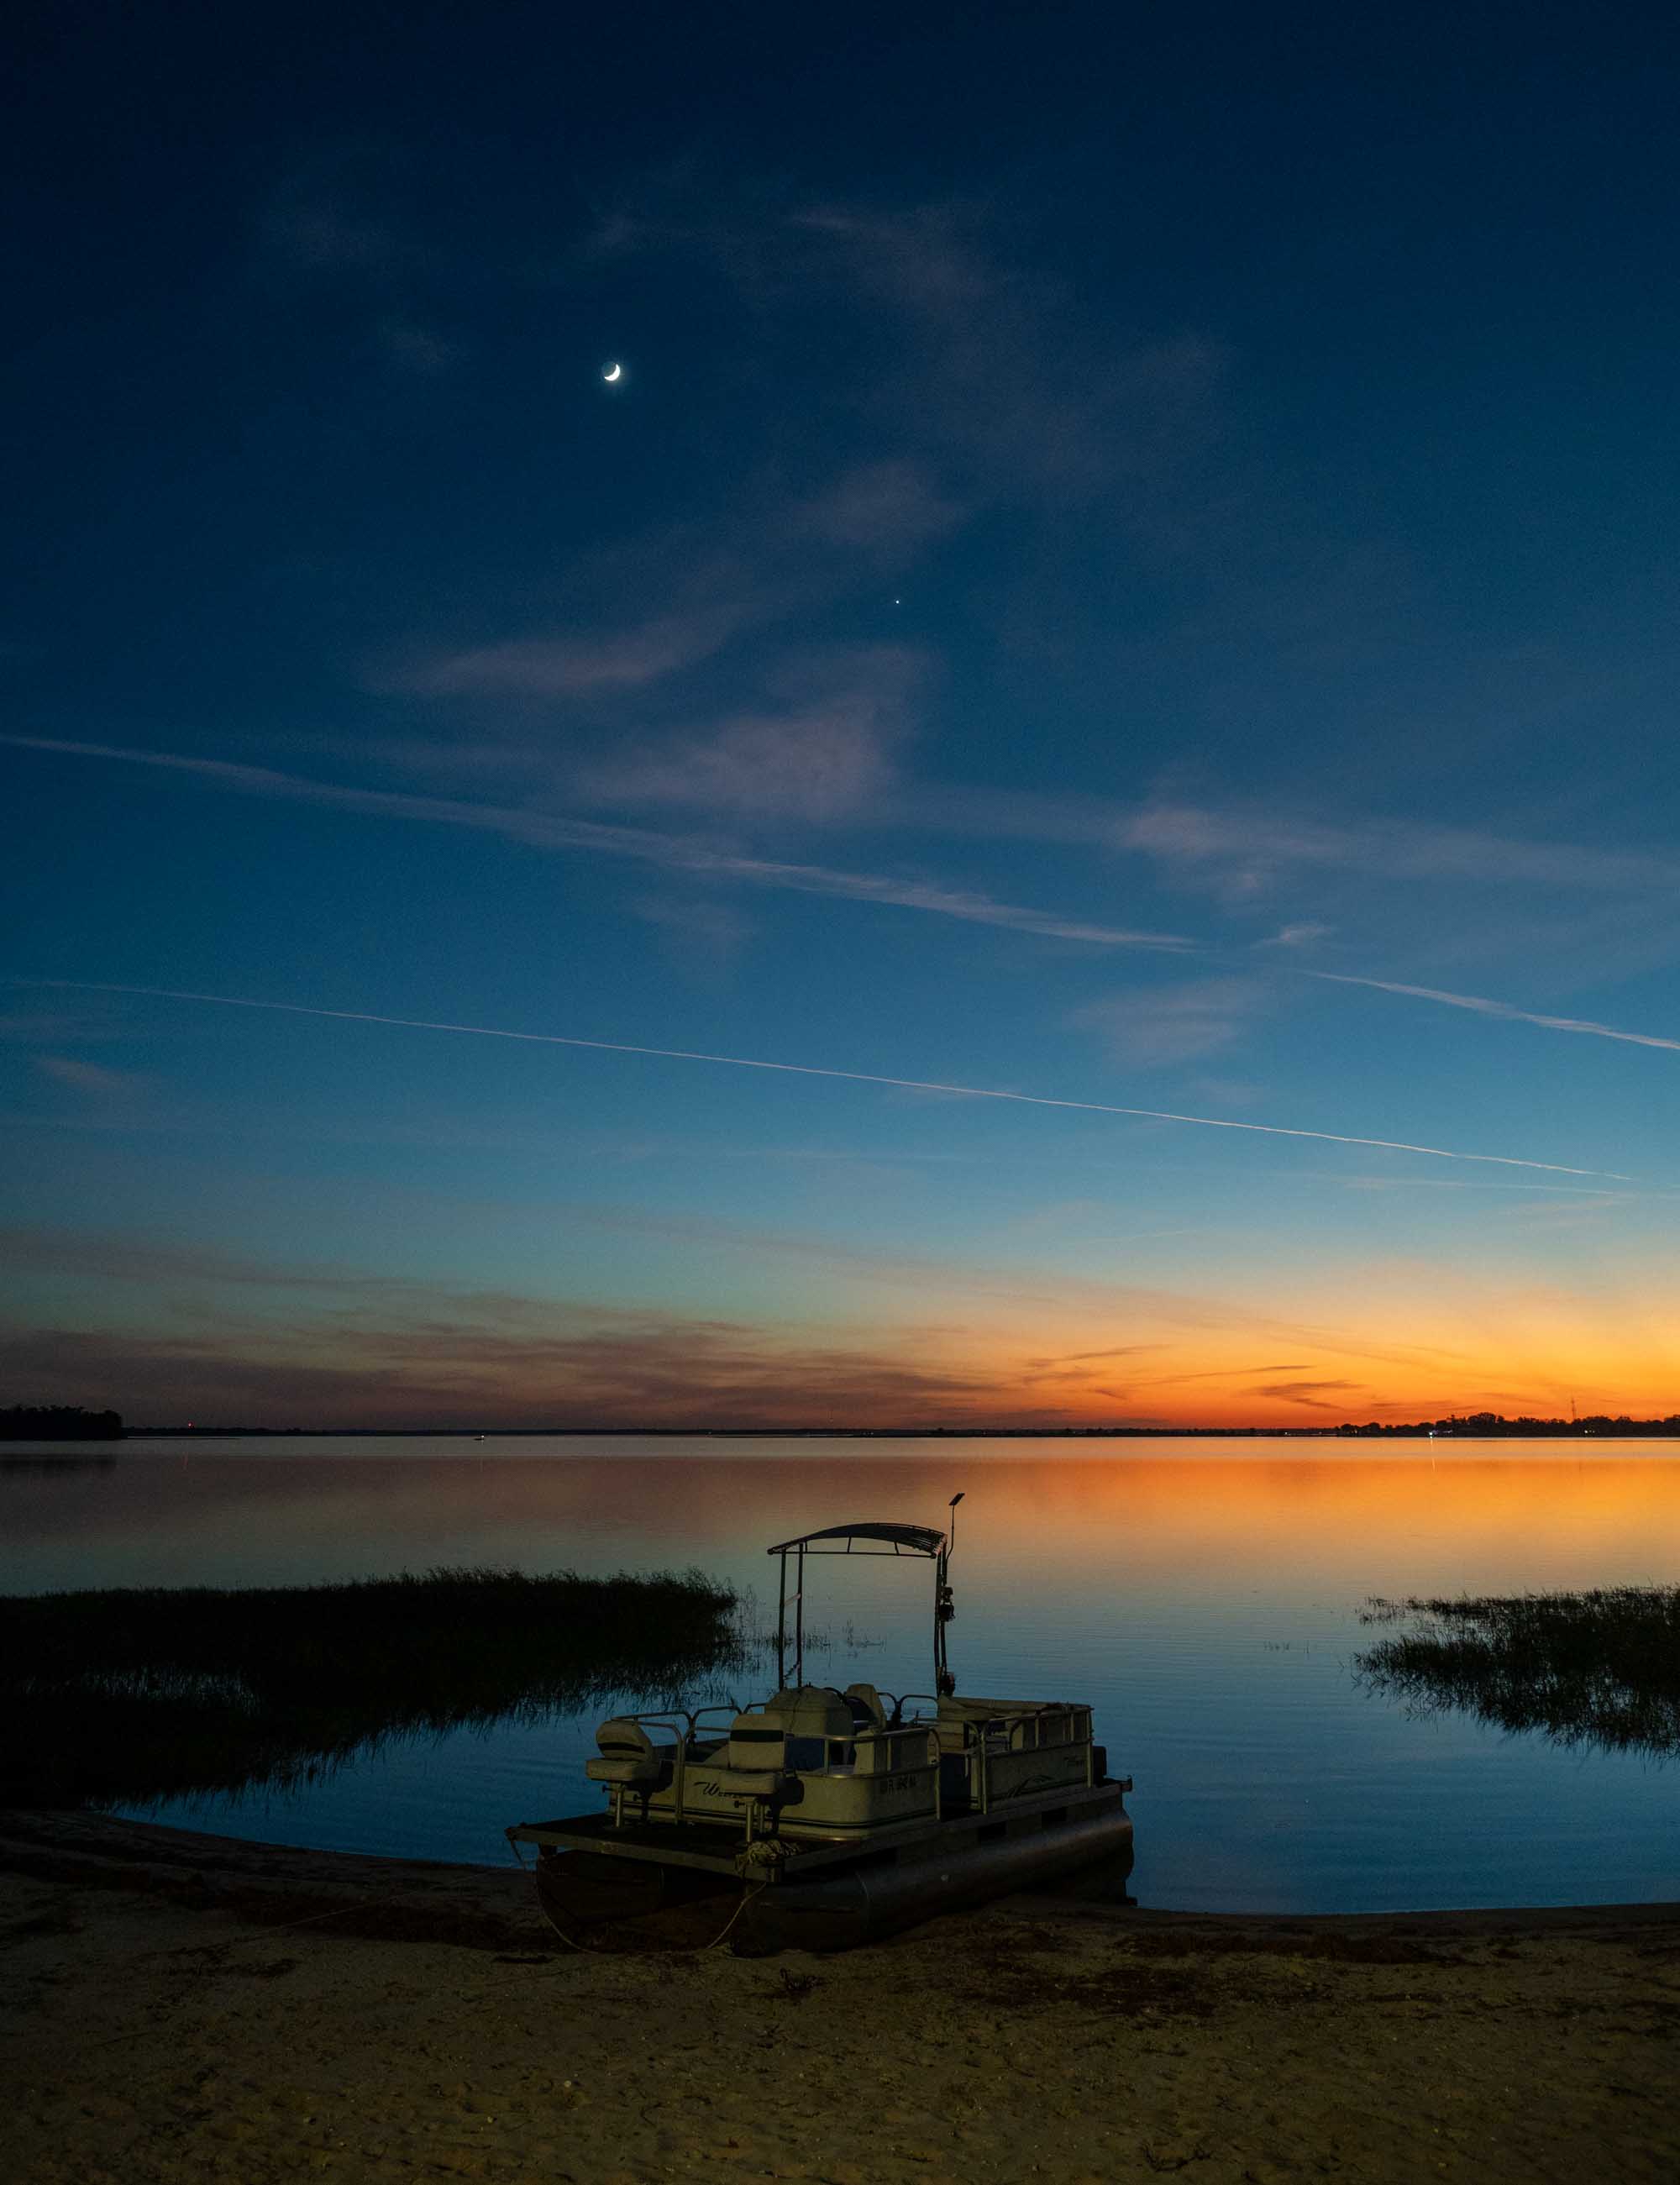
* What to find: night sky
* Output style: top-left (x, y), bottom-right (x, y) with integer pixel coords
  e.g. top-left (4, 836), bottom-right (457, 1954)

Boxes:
top-left (5, 3), bottom-right (1678, 1428)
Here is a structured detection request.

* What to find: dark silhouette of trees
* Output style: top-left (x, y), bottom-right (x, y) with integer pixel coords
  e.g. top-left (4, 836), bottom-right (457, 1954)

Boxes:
top-left (1334, 1413), bottom-right (1680, 1438)
top-left (0, 1405), bottom-right (123, 1441)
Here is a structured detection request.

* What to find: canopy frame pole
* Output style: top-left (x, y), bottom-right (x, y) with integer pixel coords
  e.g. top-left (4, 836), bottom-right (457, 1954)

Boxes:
top-left (933, 1541), bottom-right (948, 1694)
top-left (934, 1491), bottom-right (963, 1697)
top-left (776, 1547), bottom-right (787, 1689)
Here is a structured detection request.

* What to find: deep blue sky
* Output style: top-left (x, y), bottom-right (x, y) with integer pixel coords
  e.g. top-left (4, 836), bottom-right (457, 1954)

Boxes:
top-left (5, 2), bottom-right (1679, 1426)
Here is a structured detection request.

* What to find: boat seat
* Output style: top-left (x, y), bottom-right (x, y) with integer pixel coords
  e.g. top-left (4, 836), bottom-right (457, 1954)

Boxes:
top-left (773, 1687), bottom-right (856, 1740)
top-left (585, 1717), bottom-right (676, 1789)
top-left (843, 1682), bottom-right (887, 1730)
top-left (683, 1711), bottom-right (787, 1803)
top-left (727, 1712), bottom-right (790, 1776)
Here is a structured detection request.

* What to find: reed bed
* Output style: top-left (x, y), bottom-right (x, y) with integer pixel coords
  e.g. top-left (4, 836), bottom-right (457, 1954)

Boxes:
top-left (1357, 1584), bottom-right (1680, 1758)
top-left (2, 1564), bottom-right (742, 1807)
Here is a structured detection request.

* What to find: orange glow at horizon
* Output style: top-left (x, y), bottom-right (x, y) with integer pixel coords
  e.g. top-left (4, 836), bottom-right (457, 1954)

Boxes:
top-left (890, 1274), bottom-right (1680, 1429)
top-left (17, 1228), bottom-right (1677, 1432)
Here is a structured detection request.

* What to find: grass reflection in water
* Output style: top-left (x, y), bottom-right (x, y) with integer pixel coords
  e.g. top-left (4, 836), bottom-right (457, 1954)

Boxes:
top-left (1357, 1586), bottom-right (1680, 1759)
top-left (2, 1564), bottom-right (742, 1808)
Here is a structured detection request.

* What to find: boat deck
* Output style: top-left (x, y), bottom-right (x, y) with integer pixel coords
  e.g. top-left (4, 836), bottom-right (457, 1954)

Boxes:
top-left (509, 1775), bottom-right (1131, 1880)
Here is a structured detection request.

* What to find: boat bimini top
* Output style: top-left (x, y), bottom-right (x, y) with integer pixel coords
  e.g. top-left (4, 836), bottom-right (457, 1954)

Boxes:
top-left (767, 1495), bottom-right (963, 1697)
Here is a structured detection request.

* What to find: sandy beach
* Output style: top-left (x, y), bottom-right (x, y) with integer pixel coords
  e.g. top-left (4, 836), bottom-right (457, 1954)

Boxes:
top-left (3, 1810), bottom-right (1677, 2184)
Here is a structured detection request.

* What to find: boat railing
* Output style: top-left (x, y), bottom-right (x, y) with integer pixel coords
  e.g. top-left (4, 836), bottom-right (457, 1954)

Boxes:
top-left (591, 1704), bottom-right (743, 1830)
top-left (1003, 1704), bottom-right (1094, 1752)
top-left (596, 1694), bottom-right (1095, 1833)
top-left (944, 1706), bottom-right (1098, 1813)
top-left (596, 1703), bottom-right (738, 1746)
top-left (850, 1722), bottom-right (940, 1768)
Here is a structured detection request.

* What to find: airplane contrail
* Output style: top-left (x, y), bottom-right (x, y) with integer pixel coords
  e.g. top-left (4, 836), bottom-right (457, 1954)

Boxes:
top-left (0, 737), bottom-right (1189, 952)
top-left (1305, 970), bottom-right (1680, 1054)
top-left (13, 978), bottom-right (1635, 1181)
top-left (8, 741), bottom-right (1676, 1062)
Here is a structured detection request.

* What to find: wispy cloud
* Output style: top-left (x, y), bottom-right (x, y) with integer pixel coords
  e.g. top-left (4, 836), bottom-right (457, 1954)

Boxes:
top-left (1136, 1363), bottom-right (1313, 1386)
top-left (1247, 1379), bottom-right (1361, 1408)
top-left (0, 1215), bottom-right (1463, 1421)
top-left (0, 736), bottom-right (1189, 951)
top-left (1021, 1343), bottom-right (1169, 1376)
top-left (32, 1056), bottom-right (153, 1098)
top-left (785, 461), bottom-right (963, 552)
top-left (877, 782), bottom-right (1680, 932)
top-left (0, 1224), bottom-right (420, 1295)
top-left (916, 789), bottom-right (1680, 990)
top-left (8, 980), bottom-right (1635, 1182)
top-left (13, 734), bottom-right (1677, 1075)
top-left (0, 1226), bottom-right (1026, 1427)
top-left (393, 460), bottom-right (957, 706)
top-left (1305, 972), bottom-right (1680, 1056)
top-left (0, 1308), bottom-right (995, 1430)
top-left (1330, 1172), bottom-right (1649, 1199)
top-left (1257, 922), bottom-right (1333, 949)
top-left (402, 603), bottom-right (753, 697)
top-left (1073, 978), bottom-right (1270, 1069)
top-left (577, 645), bottom-right (921, 822)
top-left (0, 1227), bottom-right (571, 1325)
top-left (630, 896), bottom-right (754, 981)
top-left (786, 202), bottom-right (1226, 499)
top-left (1122, 799), bottom-right (1680, 897)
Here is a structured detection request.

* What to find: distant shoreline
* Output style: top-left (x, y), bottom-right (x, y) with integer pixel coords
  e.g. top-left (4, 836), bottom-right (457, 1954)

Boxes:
top-left (15, 1403), bottom-right (1680, 1443)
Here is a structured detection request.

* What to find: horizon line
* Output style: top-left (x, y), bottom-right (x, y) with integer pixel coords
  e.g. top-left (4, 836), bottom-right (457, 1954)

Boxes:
top-left (27, 1417), bottom-right (1680, 1439)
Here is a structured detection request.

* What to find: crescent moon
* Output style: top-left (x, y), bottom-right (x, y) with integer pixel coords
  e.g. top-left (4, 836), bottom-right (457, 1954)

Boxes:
top-left (603, 362), bottom-right (622, 383)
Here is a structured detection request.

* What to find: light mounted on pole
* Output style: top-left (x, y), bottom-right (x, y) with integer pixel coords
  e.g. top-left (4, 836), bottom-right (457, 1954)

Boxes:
top-left (935, 1491), bottom-right (965, 1696)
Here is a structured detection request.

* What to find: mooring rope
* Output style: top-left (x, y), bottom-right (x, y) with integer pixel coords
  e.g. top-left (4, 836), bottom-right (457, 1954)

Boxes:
top-left (505, 1838), bottom-right (766, 1962)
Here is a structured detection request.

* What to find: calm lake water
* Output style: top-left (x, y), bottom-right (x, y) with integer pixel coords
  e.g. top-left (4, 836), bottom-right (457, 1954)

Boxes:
top-left (7, 1437), bottom-right (1680, 1915)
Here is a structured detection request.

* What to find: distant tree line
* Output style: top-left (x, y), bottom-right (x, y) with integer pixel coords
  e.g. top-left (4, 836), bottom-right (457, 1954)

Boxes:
top-left (1334, 1413), bottom-right (1680, 1437)
top-left (0, 1405), bottom-right (124, 1441)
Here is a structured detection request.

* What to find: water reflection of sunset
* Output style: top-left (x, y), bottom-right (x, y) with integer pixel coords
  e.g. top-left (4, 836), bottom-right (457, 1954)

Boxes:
top-left (940, 1452), bottom-right (1680, 1547)
top-left (10, 1446), bottom-right (1679, 1605)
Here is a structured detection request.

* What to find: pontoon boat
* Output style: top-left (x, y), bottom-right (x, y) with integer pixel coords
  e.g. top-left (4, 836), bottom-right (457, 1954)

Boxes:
top-left (507, 1500), bottom-right (1133, 1950)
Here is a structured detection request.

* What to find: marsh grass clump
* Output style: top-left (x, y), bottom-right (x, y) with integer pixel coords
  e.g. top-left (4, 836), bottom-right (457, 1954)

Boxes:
top-left (1, 1563), bottom-right (741, 1807)
top-left (1357, 1584), bottom-right (1680, 1759)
